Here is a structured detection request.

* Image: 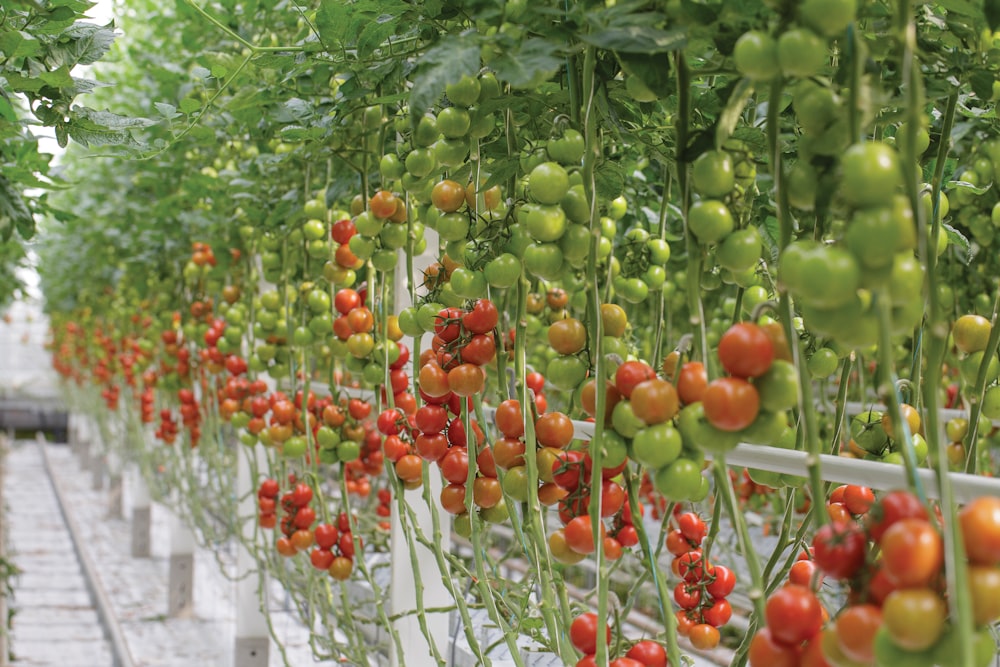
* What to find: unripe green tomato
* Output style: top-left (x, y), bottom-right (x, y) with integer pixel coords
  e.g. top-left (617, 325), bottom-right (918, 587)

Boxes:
top-left (733, 30), bottom-right (780, 81)
top-left (691, 150), bottom-right (735, 198)
top-left (433, 137), bottom-right (469, 167)
top-left (716, 227), bottom-right (761, 272)
top-left (799, 0), bottom-right (856, 37)
top-left (380, 153), bottom-right (404, 181)
top-left (446, 75), bottom-right (481, 107)
top-left (625, 75), bottom-right (658, 102)
top-left (777, 28), bottom-right (827, 78)
top-left (840, 142), bottom-right (902, 208)
top-left (786, 161), bottom-right (818, 211)
top-left (688, 199), bottom-right (734, 244)
top-left (608, 195), bottom-right (628, 221)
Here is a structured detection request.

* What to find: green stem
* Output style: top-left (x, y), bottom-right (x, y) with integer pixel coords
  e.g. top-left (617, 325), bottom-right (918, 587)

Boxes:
top-left (712, 461), bottom-right (766, 621)
top-left (963, 284), bottom-right (1000, 473)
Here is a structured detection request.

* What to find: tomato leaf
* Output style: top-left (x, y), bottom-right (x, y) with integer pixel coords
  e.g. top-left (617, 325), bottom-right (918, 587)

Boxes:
top-left (408, 34), bottom-right (480, 118)
top-left (581, 25), bottom-right (686, 54)
top-left (490, 37), bottom-right (563, 89)
top-left (968, 69), bottom-right (995, 102)
top-left (947, 179), bottom-right (992, 196)
top-left (595, 161), bottom-right (625, 200)
top-left (0, 175), bottom-right (34, 242)
top-left (715, 78), bottom-right (754, 149)
top-left (942, 222), bottom-right (973, 265)
top-left (988, 0), bottom-right (1000, 30)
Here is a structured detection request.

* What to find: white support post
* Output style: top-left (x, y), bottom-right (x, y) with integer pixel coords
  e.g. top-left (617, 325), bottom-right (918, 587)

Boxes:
top-left (107, 449), bottom-right (123, 519)
top-left (167, 493), bottom-right (196, 617)
top-left (389, 226), bottom-right (452, 667)
top-left (130, 464), bottom-right (151, 558)
top-left (234, 443), bottom-right (269, 667)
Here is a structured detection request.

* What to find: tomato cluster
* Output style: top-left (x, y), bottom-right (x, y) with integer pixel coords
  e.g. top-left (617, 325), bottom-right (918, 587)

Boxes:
top-left (569, 611), bottom-right (668, 667)
top-left (666, 511), bottom-right (736, 651)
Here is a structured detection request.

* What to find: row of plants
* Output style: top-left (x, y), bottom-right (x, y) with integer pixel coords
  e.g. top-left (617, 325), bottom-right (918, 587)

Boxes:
top-left (15, 0), bottom-right (1000, 666)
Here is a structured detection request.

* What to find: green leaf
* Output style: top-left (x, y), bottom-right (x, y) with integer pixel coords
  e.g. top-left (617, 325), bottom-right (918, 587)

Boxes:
top-left (0, 31), bottom-right (41, 58)
top-left (54, 23), bottom-right (116, 67)
top-left (947, 179), bottom-right (992, 195)
top-left (357, 15), bottom-right (399, 59)
top-left (595, 161), bottom-right (625, 200)
top-left (942, 223), bottom-right (972, 265)
top-left (179, 97), bottom-right (201, 114)
top-left (39, 66), bottom-right (74, 89)
top-left (969, 69), bottom-right (995, 102)
top-left (491, 38), bottom-right (562, 90)
top-left (154, 102), bottom-right (180, 119)
top-left (580, 25), bottom-right (686, 54)
top-left (759, 215), bottom-right (780, 263)
top-left (0, 174), bottom-right (34, 241)
top-left (69, 106), bottom-right (154, 131)
top-left (715, 78), bottom-right (754, 148)
top-left (988, 0), bottom-right (1000, 30)
top-left (408, 35), bottom-right (480, 118)
top-left (0, 97), bottom-right (16, 123)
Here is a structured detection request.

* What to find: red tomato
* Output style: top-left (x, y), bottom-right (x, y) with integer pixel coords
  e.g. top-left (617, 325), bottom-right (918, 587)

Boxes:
top-left (569, 612), bottom-right (611, 655)
top-left (866, 489), bottom-right (928, 543)
top-left (676, 362), bottom-right (708, 404)
top-left (625, 640), bottom-right (667, 667)
top-left (614, 360), bottom-right (657, 398)
top-left (835, 604), bottom-right (881, 663)
top-left (879, 518), bottom-right (943, 588)
top-left (812, 520), bottom-right (867, 580)
top-left (706, 564), bottom-right (736, 598)
top-left (765, 584), bottom-right (823, 646)
top-left (959, 496), bottom-right (1000, 565)
top-left (462, 298), bottom-right (499, 334)
top-left (718, 322), bottom-right (775, 378)
top-left (702, 377), bottom-right (760, 431)
top-left (745, 628), bottom-right (802, 666)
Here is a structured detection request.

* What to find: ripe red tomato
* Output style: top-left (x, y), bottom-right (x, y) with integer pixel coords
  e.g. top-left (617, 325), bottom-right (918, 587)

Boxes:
top-left (718, 322), bottom-right (775, 378)
top-left (706, 564), bottom-right (736, 598)
top-left (614, 360), bottom-right (657, 398)
top-left (535, 411), bottom-right (574, 448)
top-left (703, 598), bottom-right (733, 627)
top-left (462, 298), bottom-right (499, 334)
top-left (677, 512), bottom-right (707, 544)
top-left (569, 612), bottom-right (610, 655)
top-left (702, 377), bottom-right (760, 431)
top-left (879, 518), bottom-right (943, 588)
top-left (812, 520), bottom-right (866, 580)
top-left (673, 582), bottom-right (702, 609)
top-left (843, 485), bottom-right (875, 515)
top-left (866, 489), bottom-right (928, 543)
top-left (749, 628), bottom-right (800, 667)
top-left (959, 496), bottom-right (1000, 565)
top-left (765, 584), bottom-right (823, 646)
top-left (835, 604), bottom-right (881, 663)
top-left (625, 640), bottom-right (666, 667)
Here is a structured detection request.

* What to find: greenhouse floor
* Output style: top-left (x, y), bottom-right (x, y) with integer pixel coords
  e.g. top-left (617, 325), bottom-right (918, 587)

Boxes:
top-left (2, 438), bottom-right (327, 667)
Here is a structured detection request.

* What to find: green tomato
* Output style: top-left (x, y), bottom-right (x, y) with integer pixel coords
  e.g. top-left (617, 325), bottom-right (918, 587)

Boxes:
top-left (525, 203), bottom-right (567, 242)
top-left (436, 212), bottom-right (470, 242)
top-left (754, 360), bottom-right (799, 412)
top-left (840, 142), bottom-right (902, 208)
top-left (433, 138), bottom-right (469, 167)
top-left (807, 347), bottom-right (840, 378)
top-left (653, 458), bottom-right (703, 501)
top-left (445, 75), bottom-right (481, 106)
top-left (691, 150), bottom-right (735, 198)
top-left (502, 466), bottom-right (530, 502)
top-left (404, 147), bottom-right (437, 178)
top-left (522, 242), bottom-right (565, 281)
top-left (777, 28), bottom-right (827, 78)
top-left (380, 153), bottom-right (404, 181)
top-left (631, 422), bottom-right (682, 469)
top-left (337, 440), bottom-right (361, 462)
top-left (799, 0), bottom-right (856, 37)
top-left (484, 253), bottom-right (522, 288)
top-left (716, 227), bottom-right (761, 272)
top-left (546, 355), bottom-right (587, 391)
top-left (733, 30), bottom-right (780, 81)
top-left (851, 410), bottom-right (890, 455)
top-left (688, 199), bottom-right (735, 244)
top-left (547, 129), bottom-right (585, 165)
top-left (561, 185), bottom-right (591, 224)
top-left (436, 106), bottom-right (470, 138)
top-left (611, 400), bottom-right (645, 439)
top-left (646, 238), bottom-right (671, 264)
top-left (528, 162), bottom-right (570, 205)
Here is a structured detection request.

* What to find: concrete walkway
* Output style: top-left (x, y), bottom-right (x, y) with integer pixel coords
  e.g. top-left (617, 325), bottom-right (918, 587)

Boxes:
top-left (3, 439), bottom-right (329, 667)
top-left (4, 441), bottom-right (114, 666)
